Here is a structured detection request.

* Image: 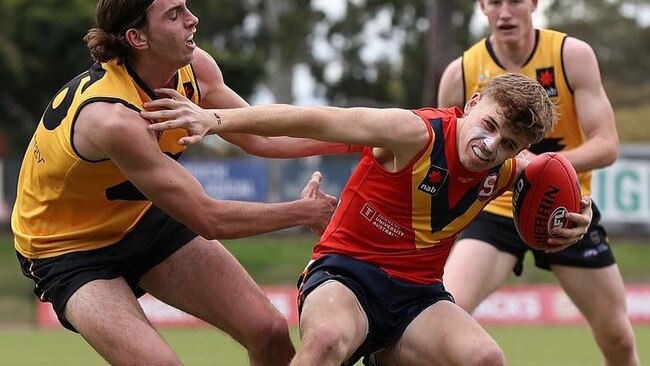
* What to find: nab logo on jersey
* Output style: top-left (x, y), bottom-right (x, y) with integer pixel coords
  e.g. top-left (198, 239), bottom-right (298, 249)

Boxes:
top-left (477, 173), bottom-right (498, 201)
top-left (536, 67), bottom-right (558, 97)
top-left (418, 165), bottom-right (449, 196)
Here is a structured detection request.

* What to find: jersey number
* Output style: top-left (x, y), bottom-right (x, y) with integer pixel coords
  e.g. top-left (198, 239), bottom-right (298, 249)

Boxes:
top-left (42, 63), bottom-right (106, 130)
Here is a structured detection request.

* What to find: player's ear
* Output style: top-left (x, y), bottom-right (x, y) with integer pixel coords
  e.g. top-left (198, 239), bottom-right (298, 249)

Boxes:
top-left (531, 0), bottom-right (539, 12)
top-left (464, 92), bottom-right (481, 114)
top-left (124, 28), bottom-right (148, 50)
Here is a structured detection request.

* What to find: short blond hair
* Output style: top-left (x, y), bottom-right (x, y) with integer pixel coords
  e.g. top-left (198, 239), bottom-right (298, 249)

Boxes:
top-left (482, 73), bottom-right (557, 144)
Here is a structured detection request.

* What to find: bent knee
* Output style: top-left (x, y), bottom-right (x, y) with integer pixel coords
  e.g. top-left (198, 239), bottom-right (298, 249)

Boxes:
top-left (467, 344), bottom-right (506, 366)
top-left (600, 327), bottom-right (637, 355)
top-left (299, 326), bottom-right (352, 362)
top-left (248, 312), bottom-right (291, 346)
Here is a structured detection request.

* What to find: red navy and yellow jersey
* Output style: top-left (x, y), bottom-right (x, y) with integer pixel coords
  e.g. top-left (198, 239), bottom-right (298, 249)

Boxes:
top-left (12, 60), bottom-right (200, 259)
top-left (462, 28), bottom-right (588, 218)
top-left (312, 108), bottom-right (517, 284)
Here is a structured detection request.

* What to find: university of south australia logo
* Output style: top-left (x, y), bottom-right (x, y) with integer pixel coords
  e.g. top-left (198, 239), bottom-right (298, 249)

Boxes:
top-left (536, 67), bottom-right (558, 97)
top-left (418, 165), bottom-right (449, 196)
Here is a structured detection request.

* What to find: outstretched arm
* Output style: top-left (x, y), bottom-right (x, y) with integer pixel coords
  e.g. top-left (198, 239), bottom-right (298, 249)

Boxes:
top-left (190, 48), bottom-right (362, 157)
top-left (142, 88), bottom-right (430, 164)
top-left (77, 102), bottom-right (337, 239)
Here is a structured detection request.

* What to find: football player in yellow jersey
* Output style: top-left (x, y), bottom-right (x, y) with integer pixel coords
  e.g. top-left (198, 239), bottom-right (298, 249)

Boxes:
top-left (10, 0), bottom-right (347, 365)
top-left (439, 1), bottom-right (640, 365)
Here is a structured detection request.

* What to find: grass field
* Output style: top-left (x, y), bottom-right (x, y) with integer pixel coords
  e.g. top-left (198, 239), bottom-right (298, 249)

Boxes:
top-left (1, 232), bottom-right (650, 365)
top-left (0, 326), bottom-right (648, 365)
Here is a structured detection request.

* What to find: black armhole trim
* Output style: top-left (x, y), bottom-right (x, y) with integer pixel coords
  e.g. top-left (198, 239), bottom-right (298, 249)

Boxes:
top-left (70, 97), bottom-right (141, 163)
top-left (560, 36), bottom-right (574, 94)
top-left (189, 62), bottom-right (202, 102)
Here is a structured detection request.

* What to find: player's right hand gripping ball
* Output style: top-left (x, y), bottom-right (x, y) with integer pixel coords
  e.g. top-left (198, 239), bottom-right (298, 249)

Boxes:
top-left (512, 153), bottom-right (581, 250)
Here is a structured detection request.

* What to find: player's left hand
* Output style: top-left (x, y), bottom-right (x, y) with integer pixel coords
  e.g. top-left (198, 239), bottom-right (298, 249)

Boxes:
top-left (545, 196), bottom-right (593, 253)
top-left (300, 171), bottom-right (338, 236)
top-left (141, 88), bottom-right (214, 146)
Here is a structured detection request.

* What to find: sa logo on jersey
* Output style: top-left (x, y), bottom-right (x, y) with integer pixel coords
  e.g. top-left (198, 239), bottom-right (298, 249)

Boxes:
top-left (477, 173), bottom-right (498, 201)
top-left (418, 165), bottom-right (449, 196)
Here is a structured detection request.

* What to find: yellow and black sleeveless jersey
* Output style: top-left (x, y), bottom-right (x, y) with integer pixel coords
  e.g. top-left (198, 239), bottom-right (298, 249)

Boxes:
top-left (12, 60), bottom-right (201, 258)
top-left (462, 28), bottom-right (588, 218)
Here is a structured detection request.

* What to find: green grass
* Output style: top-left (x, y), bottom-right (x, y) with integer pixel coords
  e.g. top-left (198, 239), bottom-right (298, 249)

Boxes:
top-left (2, 233), bottom-right (650, 364)
top-left (0, 326), bottom-right (648, 365)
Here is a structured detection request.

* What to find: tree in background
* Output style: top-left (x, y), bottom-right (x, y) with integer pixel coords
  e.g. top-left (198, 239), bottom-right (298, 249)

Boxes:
top-left (545, 0), bottom-right (650, 108)
top-left (0, 0), bottom-right (95, 157)
top-left (304, 0), bottom-right (474, 108)
top-left (2, 0), bottom-right (649, 156)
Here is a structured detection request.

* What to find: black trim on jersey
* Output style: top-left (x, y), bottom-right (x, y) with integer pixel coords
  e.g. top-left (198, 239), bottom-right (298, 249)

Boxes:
top-left (486, 29), bottom-right (540, 70)
top-left (81, 63), bottom-right (107, 94)
top-left (528, 137), bottom-right (565, 154)
top-left (124, 61), bottom-right (180, 101)
top-left (559, 35), bottom-right (574, 94)
top-left (70, 97), bottom-right (141, 163)
top-left (189, 62), bottom-right (202, 102)
top-left (427, 119), bottom-right (504, 233)
top-left (105, 151), bottom-right (182, 201)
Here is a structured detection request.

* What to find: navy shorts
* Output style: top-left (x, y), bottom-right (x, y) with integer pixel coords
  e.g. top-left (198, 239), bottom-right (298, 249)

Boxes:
top-left (297, 254), bottom-right (454, 366)
top-left (458, 203), bottom-right (615, 276)
top-left (16, 205), bottom-right (197, 331)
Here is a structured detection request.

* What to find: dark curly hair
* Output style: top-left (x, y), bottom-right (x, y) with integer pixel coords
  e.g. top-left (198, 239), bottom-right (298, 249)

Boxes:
top-left (83, 0), bottom-right (155, 64)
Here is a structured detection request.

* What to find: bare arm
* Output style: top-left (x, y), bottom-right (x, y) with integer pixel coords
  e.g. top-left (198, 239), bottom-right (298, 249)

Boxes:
top-left (191, 48), bottom-right (355, 157)
top-left (76, 102), bottom-right (336, 239)
top-left (143, 95), bottom-right (429, 168)
top-left (437, 57), bottom-right (465, 108)
top-left (560, 37), bottom-right (619, 172)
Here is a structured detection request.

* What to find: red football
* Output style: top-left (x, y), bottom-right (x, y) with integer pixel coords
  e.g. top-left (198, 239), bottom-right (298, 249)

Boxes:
top-left (512, 153), bottom-right (581, 250)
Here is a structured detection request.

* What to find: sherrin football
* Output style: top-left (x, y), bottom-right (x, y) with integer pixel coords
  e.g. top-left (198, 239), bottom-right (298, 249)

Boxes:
top-left (512, 153), bottom-right (581, 250)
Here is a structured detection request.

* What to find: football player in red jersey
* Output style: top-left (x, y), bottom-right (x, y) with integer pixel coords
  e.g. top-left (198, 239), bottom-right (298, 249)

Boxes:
top-left (143, 72), bottom-right (592, 366)
top-left (439, 1), bottom-right (639, 365)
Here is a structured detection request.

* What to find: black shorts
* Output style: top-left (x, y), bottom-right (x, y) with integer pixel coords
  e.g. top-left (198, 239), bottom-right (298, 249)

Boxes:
top-left (458, 203), bottom-right (615, 276)
top-left (16, 205), bottom-right (197, 332)
top-left (297, 254), bottom-right (454, 366)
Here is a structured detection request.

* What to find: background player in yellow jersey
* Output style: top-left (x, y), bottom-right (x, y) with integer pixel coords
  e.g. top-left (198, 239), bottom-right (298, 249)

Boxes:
top-left (438, 1), bottom-right (640, 365)
top-left (11, 0), bottom-right (345, 365)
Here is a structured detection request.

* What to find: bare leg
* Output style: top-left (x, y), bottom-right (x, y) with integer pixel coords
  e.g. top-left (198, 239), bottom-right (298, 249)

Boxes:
top-left (376, 301), bottom-right (505, 366)
top-left (291, 281), bottom-right (368, 366)
top-left (140, 237), bottom-right (294, 366)
top-left (552, 264), bottom-right (640, 366)
top-left (65, 278), bottom-right (182, 365)
top-left (444, 238), bottom-right (518, 312)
